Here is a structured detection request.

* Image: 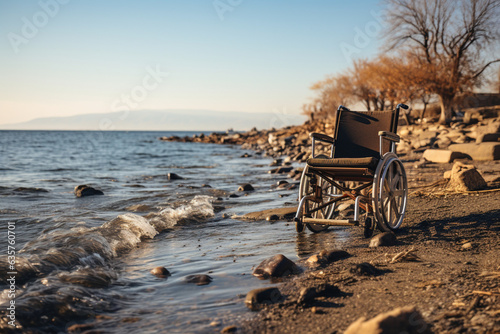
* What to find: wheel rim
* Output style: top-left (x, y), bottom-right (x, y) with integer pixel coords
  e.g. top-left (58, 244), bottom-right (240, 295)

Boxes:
top-left (373, 155), bottom-right (407, 231)
top-left (299, 163), bottom-right (335, 232)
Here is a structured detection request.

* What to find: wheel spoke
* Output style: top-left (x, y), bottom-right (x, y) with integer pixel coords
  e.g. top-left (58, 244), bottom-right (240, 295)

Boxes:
top-left (390, 198), bottom-right (400, 217)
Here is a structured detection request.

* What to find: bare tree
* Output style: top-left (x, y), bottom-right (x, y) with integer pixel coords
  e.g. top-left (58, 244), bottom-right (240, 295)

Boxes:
top-left (384, 0), bottom-right (500, 123)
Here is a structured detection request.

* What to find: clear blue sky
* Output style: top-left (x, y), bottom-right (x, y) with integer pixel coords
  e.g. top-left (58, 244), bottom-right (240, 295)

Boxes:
top-left (0, 0), bottom-right (385, 125)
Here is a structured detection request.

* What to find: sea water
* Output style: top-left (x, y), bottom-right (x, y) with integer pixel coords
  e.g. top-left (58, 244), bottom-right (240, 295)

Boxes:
top-left (0, 130), bottom-right (347, 333)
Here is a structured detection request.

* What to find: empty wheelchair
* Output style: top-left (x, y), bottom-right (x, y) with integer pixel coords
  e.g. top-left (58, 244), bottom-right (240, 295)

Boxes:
top-left (294, 104), bottom-right (409, 237)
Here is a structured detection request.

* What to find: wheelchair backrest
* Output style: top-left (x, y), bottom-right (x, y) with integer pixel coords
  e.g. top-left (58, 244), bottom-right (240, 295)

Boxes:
top-left (333, 109), bottom-right (398, 159)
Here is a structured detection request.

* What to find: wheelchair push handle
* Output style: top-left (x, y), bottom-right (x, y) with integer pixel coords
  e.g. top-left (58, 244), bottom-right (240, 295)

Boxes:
top-left (397, 103), bottom-right (409, 110)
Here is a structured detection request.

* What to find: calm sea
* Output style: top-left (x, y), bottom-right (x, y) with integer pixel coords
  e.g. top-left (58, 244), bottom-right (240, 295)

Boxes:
top-left (0, 130), bottom-right (344, 333)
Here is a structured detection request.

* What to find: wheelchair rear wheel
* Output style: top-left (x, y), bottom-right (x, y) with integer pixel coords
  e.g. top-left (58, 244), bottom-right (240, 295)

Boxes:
top-left (298, 156), bottom-right (338, 233)
top-left (372, 153), bottom-right (408, 231)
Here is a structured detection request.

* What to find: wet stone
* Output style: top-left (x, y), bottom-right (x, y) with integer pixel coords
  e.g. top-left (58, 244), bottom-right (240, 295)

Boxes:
top-left (238, 183), bottom-right (255, 191)
top-left (184, 274), bottom-right (212, 285)
top-left (150, 266), bottom-right (170, 278)
top-left (266, 214), bottom-right (279, 221)
top-left (167, 173), bottom-right (184, 180)
top-left (245, 287), bottom-right (282, 311)
top-left (253, 254), bottom-right (300, 278)
top-left (74, 185), bottom-right (104, 197)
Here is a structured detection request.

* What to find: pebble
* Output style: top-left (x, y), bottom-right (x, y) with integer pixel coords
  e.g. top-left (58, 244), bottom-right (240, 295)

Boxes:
top-left (221, 325), bottom-right (237, 333)
top-left (245, 287), bottom-right (282, 310)
top-left (461, 242), bottom-right (473, 250)
top-left (369, 232), bottom-right (397, 247)
top-left (350, 262), bottom-right (381, 276)
top-left (238, 183), bottom-right (254, 191)
top-left (167, 173), bottom-right (184, 180)
top-left (184, 274), bottom-right (213, 285)
top-left (150, 266), bottom-right (170, 278)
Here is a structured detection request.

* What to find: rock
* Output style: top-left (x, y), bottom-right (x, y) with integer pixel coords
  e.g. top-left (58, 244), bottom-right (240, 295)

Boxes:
top-left (315, 283), bottom-right (341, 297)
top-left (305, 254), bottom-right (323, 266)
top-left (350, 263), bottom-right (381, 276)
top-left (476, 132), bottom-right (500, 143)
top-left (369, 232), bottom-right (397, 247)
top-left (228, 193), bottom-right (239, 198)
top-left (266, 214), bottom-right (279, 221)
top-left (221, 326), bottom-right (237, 333)
top-left (276, 180), bottom-right (289, 186)
top-left (150, 266), bottom-right (170, 278)
top-left (307, 249), bottom-right (350, 266)
top-left (167, 173), bottom-right (184, 180)
top-left (74, 185), bottom-right (104, 197)
top-left (344, 306), bottom-right (431, 334)
top-left (270, 158), bottom-right (283, 166)
top-left (446, 161), bottom-right (487, 192)
top-left (240, 153), bottom-right (252, 158)
top-left (245, 287), bottom-right (282, 310)
top-left (252, 254), bottom-right (300, 278)
top-left (297, 287), bottom-right (316, 305)
top-left (449, 142), bottom-right (500, 161)
top-left (268, 166), bottom-right (293, 174)
top-left (238, 183), bottom-right (254, 191)
top-left (320, 249), bottom-right (350, 262)
top-left (233, 206), bottom-right (298, 221)
top-left (184, 274), bottom-right (212, 285)
top-left (422, 149), bottom-right (468, 163)
top-left (461, 242), bottom-right (473, 250)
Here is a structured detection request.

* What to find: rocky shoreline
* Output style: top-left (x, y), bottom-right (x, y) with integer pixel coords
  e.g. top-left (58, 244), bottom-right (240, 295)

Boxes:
top-left (159, 107), bottom-right (500, 333)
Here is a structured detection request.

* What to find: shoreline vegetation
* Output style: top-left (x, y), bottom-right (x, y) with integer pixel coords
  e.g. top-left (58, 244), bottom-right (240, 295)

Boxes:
top-left (159, 105), bottom-right (500, 333)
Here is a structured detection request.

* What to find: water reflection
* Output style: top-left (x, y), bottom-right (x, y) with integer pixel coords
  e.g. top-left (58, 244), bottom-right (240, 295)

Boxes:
top-left (295, 228), bottom-right (351, 257)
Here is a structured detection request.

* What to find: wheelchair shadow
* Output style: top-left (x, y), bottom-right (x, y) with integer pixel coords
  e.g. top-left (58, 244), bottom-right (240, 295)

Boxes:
top-left (401, 208), bottom-right (500, 243)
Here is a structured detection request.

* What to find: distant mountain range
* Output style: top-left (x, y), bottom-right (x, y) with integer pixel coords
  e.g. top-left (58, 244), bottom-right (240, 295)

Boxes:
top-left (0, 110), bottom-right (306, 131)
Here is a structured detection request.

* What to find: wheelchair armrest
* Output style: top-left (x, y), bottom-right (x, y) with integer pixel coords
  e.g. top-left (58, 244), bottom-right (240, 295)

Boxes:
top-left (378, 131), bottom-right (400, 143)
top-left (310, 132), bottom-right (335, 144)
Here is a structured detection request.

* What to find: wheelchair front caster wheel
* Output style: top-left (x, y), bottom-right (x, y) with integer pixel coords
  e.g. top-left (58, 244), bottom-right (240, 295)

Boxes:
top-left (363, 217), bottom-right (374, 238)
top-left (295, 218), bottom-right (305, 233)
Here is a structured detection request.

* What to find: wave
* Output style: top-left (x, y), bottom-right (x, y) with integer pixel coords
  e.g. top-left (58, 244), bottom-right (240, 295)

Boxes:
top-left (0, 186), bottom-right (49, 195)
top-left (0, 196), bottom-right (215, 332)
top-left (0, 196), bottom-right (215, 285)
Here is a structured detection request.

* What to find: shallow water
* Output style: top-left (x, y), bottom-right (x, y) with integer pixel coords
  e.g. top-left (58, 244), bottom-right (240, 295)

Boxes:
top-left (0, 130), bottom-right (350, 333)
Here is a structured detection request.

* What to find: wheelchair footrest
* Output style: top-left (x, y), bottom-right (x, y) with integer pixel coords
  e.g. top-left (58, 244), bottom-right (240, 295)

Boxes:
top-left (302, 218), bottom-right (358, 226)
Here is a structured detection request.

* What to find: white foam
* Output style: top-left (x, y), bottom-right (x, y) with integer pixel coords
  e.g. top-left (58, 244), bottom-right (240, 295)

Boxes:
top-left (150, 195), bottom-right (215, 231)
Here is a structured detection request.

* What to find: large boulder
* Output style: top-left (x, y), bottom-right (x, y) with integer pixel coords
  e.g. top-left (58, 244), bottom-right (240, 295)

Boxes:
top-left (446, 161), bottom-right (487, 192)
top-left (449, 142), bottom-right (500, 161)
top-left (422, 149), bottom-right (468, 163)
top-left (344, 306), bottom-right (431, 334)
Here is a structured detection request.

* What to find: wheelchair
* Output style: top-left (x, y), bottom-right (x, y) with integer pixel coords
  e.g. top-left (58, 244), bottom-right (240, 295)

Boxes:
top-left (294, 104), bottom-right (409, 237)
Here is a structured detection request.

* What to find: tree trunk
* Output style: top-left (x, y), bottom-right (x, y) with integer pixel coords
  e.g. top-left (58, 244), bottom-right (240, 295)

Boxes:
top-left (438, 95), bottom-right (453, 124)
top-left (420, 102), bottom-right (427, 120)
